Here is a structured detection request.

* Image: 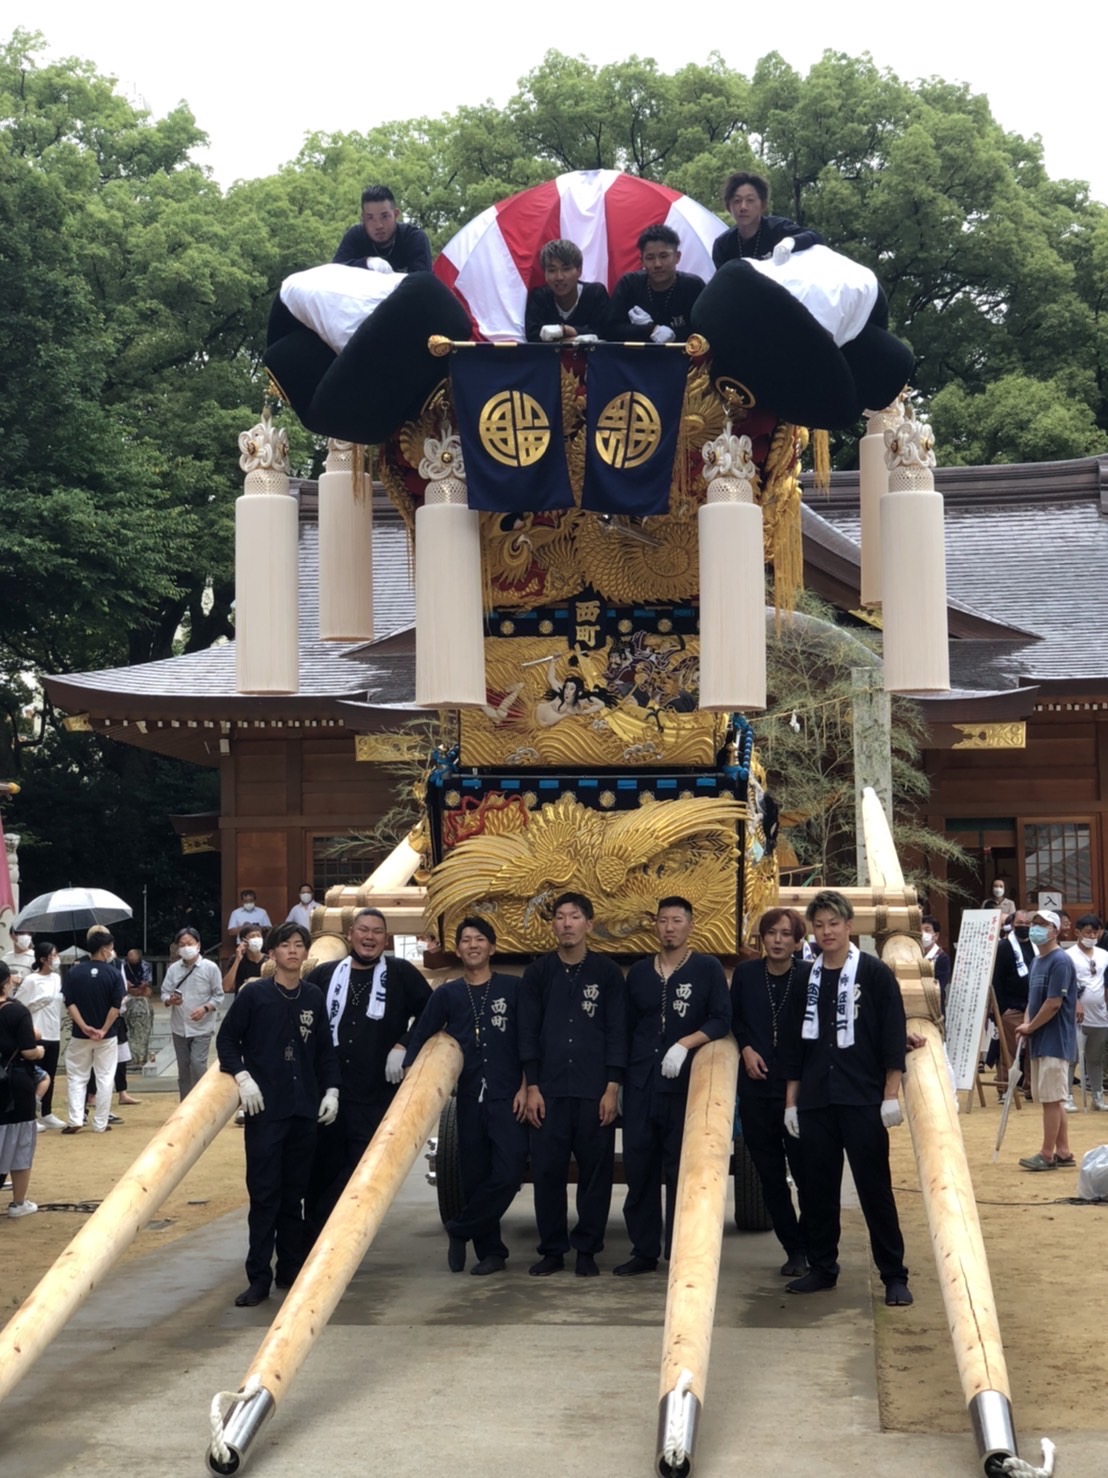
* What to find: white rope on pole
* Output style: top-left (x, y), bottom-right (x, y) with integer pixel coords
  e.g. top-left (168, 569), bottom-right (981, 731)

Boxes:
top-left (661, 1368), bottom-right (695, 1471)
top-left (999, 1438), bottom-right (1056, 1478)
top-left (208, 1375), bottom-right (262, 1467)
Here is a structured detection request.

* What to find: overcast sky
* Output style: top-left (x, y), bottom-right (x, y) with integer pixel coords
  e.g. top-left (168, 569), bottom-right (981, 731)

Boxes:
top-left (12, 2), bottom-right (1105, 205)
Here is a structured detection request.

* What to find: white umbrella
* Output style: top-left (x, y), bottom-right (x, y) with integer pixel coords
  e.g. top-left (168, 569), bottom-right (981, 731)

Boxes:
top-left (13, 887), bottom-right (132, 934)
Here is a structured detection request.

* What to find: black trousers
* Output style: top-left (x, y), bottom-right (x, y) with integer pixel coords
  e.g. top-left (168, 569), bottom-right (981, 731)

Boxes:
top-left (739, 1093), bottom-right (805, 1257)
top-left (621, 1084), bottom-right (685, 1262)
top-left (530, 1095), bottom-right (615, 1256)
top-left (305, 1090), bottom-right (394, 1242)
top-left (447, 1095), bottom-right (528, 1262)
top-left (800, 1103), bottom-right (907, 1284)
top-left (39, 1040), bottom-right (60, 1116)
top-left (243, 1113), bottom-right (317, 1288)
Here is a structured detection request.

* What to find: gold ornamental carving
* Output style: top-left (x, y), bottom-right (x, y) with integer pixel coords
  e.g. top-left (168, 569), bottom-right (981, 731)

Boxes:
top-left (354, 734), bottom-right (427, 763)
top-left (594, 392), bottom-right (662, 469)
top-left (479, 391), bottom-right (551, 467)
top-left (425, 792), bottom-right (743, 955)
top-left (951, 722), bottom-right (1027, 750)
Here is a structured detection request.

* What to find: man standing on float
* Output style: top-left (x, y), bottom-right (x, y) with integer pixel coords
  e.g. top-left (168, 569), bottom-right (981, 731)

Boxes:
top-left (616, 897), bottom-right (731, 1276)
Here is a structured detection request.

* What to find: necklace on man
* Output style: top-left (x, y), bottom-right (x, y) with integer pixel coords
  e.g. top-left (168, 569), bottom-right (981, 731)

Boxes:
top-left (764, 963), bottom-right (792, 1049)
top-left (647, 281), bottom-right (674, 322)
top-left (739, 224), bottom-right (763, 260)
top-left (656, 949), bottom-right (691, 1031)
top-left (467, 978), bottom-right (492, 1101)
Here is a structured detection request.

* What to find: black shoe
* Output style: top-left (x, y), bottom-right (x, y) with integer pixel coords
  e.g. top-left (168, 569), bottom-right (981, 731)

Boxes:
top-left (613, 1255), bottom-right (658, 1277)
top-left (780, 1254), bottom-right (808, 1278)
top-left (447, 1237), bottom-right (467, 1273)
top-left (61, 1125), bottom-right (82, 1135)
top-left (786, 1271), bottom-right (837, 1294)
top-left (470, 1255), bottom-right (506, 1276)
top-left (528, 1254), bottom-right (565, 1277)
top-left (575, 1253), bottom-right (599, 1278)
top-left (234, 1282), bottom-right (270, 1307)
top-left (884, 1280), bottom-right (913, 1306)
top-left (274, 1268), bottom-right (301, 1291)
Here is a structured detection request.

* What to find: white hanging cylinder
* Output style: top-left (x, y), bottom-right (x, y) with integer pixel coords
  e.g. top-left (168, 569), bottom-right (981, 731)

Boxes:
top-left (235, 411), bottom-right (299, 695)
top-left (318, 440), bottom-right (374, 641)
top-left (880, 418), bottom-right (950, 694)
top-left (858, 401), bottom-right (901, 607)
top-left (414, 480), bottom-right (486, 708)
top-left (698, 483), bottom-right (766, 712)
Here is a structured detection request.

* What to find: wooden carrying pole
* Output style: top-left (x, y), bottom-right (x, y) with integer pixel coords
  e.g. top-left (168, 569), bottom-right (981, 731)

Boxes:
top-left (206, 1031), bottom-right (463, 1475)
top-left (0, 1064), bottom-right (239, 1408)
top-left (656, 1036), bottom-right (739, 1478)
top-left (860, 787), bottom-right (1018, 1471)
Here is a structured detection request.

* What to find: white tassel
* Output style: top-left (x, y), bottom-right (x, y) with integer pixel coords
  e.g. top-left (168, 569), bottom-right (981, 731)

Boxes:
top-left (414, 440), bottom-right (485, 708)
top-left (880, 415), bottom-right (950, 694)
top-left (697, 424), bottom-right (766, 712)
top-left (319, 440), bottom-right (373, 641)
top-left (235, 409), bottom-right (299, 694)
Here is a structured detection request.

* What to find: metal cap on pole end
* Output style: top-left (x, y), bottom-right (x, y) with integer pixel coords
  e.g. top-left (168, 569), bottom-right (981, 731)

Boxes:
top-left (655, 1388), bottom-right (700, 1478)
top-left (970, 1390), bottom-right (1018, 1468)
top-left (206, 1388), bottom-right (276, 1476)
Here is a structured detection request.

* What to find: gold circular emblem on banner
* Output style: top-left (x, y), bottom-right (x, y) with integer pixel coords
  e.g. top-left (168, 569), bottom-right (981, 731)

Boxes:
top-left (594, 392), bottom-right (662, 469)
top-left (478, 391), bottom-right (551, 468)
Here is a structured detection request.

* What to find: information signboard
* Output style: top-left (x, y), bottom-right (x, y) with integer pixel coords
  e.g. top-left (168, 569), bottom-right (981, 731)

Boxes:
top-left (945, 910), bottom-right (1004, 1092)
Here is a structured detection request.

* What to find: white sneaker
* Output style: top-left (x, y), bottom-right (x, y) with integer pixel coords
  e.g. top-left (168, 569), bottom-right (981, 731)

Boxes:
top-left (8, 1200), bottom-right (38, 1218)
top-left (1093, 1094), bottom-right (1106, 1112)
top-left (41, 1114), bottom-right (66, 1130)
top-left (36, 1121), bottom-right (46, 1132)
top-left (1063, 1096), bottom-right (1078, 1113)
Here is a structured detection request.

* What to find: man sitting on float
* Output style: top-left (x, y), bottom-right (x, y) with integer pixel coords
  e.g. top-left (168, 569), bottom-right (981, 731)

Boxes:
top-left (524, 239), bottom-right (610, 344)
top-left (602, 224), bottom-right (705, 344)
top-left (712, 170), bottom-right (824, 269)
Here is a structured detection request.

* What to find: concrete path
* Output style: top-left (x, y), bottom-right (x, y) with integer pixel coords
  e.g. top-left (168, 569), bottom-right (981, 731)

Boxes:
top-left (2, 1164), bottom-right (1098, 1478)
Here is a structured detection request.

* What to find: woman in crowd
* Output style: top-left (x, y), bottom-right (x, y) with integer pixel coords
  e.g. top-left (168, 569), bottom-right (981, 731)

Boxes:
top-left (15, 939), bottom-right (66, 1129)
top-left (0, 960), bottom-right (46, 1216)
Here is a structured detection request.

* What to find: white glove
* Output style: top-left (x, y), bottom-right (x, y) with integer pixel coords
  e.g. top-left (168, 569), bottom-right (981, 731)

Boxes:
top-left (539, 324), bottom-right (564, 342)
top-left (234, 1071), bottom-right (264, 1117)
top-left (628, 305), bottom-right (652, 327)
top-left (660, 1043), bottom-right (688, 1079)
top-left (650, 324), bottom-right (676, 344)
top-left (385, 1046), bottom-right (407, 1084)
top-left (364, 256), bottom-right (394, 274)
top-left (317, 1087), bottom-right (340, 1126)
top-left (880, 1098), bottom-right (903, 1129)
top-left (772, 236), bottom-right (795, 265)
top-left (784, 1106), bottom-right (800, 1139)
top-left (573, 333), bottom-right (599, 346)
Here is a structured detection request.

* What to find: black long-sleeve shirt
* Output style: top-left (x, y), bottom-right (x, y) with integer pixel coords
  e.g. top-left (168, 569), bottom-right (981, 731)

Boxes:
top-left (304, 956), bottom-right (430, 1104)
top-left (332, 220), bottom-right (432, 274)
top-left (217, 977), bottom-right (340, 1121)
top-left (731, 956), bottom-right (811, 1100)
top-left (517, 950), bottom-right (627, 1098)
top-left (992, 935), bottom-right (1035, 1013)
top-left (711, 215), bottom-right (824, 268)
top-left (403, 973), bottom-right (523, 1101)
top-left (625, 952), bottom-right (731, 1095)
top-left (779, 951), bottom-right (906, 1109)
top-left (524, 281), bottom-right (610, 342)
top-left (601, 271), bottom-right (705, 342)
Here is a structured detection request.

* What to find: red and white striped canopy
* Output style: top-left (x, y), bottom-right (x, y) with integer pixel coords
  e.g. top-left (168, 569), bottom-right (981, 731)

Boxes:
top-left (434, 170), bottom-right (728, 341)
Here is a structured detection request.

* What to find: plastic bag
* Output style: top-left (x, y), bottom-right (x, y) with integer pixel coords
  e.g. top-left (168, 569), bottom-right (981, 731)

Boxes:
top-left (1076, 1144), bottom-right (1108, 1201)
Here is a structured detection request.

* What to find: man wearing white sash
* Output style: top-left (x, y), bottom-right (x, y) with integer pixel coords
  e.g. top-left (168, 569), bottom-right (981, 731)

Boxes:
top-left (781, 890), bottom-right (911, 1306)
top-left (302, 907), bottom-right (431, 1240)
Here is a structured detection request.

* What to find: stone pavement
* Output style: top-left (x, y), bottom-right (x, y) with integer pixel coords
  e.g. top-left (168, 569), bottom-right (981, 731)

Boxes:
top-left (2, 1164), bottom-right (1099, 1478)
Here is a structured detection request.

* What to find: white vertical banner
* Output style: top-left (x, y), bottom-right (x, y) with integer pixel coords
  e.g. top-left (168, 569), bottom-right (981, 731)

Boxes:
top-left (945, 910), bottom-right (1004, 1092)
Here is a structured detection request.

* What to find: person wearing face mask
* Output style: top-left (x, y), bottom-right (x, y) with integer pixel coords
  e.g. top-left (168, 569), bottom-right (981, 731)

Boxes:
top-left (1015, 911), bottom-right (1078, 1170)
top-left (226, 890), bottom-right (272, 949)
top-left (1067, 915), bottom-right (1108, 1110)
top-left (15, 940), bottom-right (66, 1129)
top-left (3, 931), bottom-right (35, 987)
top-left (992, 910), bottom-right (1035, 1101)
top-left (223, 925), bottom-right (269, 996)
top-left (919, 916), bottom-right (951, 1013)
top-left (285, 884), bottom-right (323, 933)
top-left (61, 928), bottom-right (124, 1133)
top-left (302, 907), bottom-right (431, 1241)
top-left (982, 879), bottom-right (1016, 916)
top-left (161, 928), bottom-right (224, 1099)
top-left (123, 948), bottom-right (155, 1070)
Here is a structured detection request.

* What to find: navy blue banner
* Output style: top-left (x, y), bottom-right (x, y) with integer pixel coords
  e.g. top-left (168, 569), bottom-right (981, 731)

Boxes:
top-left (450, 345), bottom-right (572, 514)
top-left (581, 346), bottom-right (688, 517)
